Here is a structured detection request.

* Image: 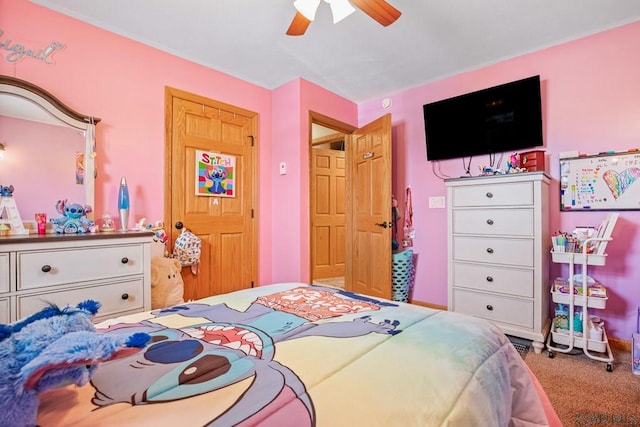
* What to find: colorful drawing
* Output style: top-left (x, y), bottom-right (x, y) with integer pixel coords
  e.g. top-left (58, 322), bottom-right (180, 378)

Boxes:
top-left (75, 152), bottom-right (84, 184)
top-left (195, 150), bottom-right (236, 197)
top-left (603, 167), bottom-right (640, 199)
top-left (561, 152), bottom-right (640, 211)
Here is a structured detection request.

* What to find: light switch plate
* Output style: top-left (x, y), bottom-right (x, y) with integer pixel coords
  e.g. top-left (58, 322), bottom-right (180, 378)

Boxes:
top-left (429, 196), bottom-right (445, 208)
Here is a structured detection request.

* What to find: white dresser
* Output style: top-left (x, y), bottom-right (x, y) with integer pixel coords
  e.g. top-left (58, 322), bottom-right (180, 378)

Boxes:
top-left (446, 172), bottom-right (550, 353)
top-left (0, 231), bottom-right (152, 324)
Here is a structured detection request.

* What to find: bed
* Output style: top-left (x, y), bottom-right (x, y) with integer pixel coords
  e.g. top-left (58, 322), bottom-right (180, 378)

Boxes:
top-left (37, 283), bottom-right (560, 426)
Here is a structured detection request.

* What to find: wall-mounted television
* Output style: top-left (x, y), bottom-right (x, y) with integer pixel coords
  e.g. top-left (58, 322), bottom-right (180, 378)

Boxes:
top-left (423, 75), bottom-right (543, 161)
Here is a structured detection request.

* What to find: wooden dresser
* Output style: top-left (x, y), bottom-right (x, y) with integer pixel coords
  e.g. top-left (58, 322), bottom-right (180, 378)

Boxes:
top-left (446, 172), bottom-right (550, 353)
top-left (0, 231), bottom-right (152, 323)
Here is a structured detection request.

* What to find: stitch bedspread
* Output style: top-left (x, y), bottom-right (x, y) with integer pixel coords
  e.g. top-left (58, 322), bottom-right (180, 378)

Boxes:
top-left (37, 283), bottom-right (559, 426)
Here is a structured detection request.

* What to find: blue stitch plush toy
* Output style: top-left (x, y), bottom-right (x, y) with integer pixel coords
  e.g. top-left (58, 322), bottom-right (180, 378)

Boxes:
top-left (49, 199), bottom-right (95, 233)
top-left (0, 300), bottom-right (150, 427)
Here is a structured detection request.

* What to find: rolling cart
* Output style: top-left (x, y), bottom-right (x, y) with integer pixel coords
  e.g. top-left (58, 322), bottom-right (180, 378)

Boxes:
top-left (547, 236), bottom-right (614, 372)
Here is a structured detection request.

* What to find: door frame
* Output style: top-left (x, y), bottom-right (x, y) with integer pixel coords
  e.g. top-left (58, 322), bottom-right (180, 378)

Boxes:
top-left (308, 111), bottom-right (356, 289)
top-left (164, 86), bottom-right (259, 293)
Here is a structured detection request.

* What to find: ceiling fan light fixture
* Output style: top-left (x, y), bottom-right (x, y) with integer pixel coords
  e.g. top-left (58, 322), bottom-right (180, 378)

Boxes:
top-left (293, 0), bottom-right (321, 21)
top-left (324, 0), bottom-right (356, 23)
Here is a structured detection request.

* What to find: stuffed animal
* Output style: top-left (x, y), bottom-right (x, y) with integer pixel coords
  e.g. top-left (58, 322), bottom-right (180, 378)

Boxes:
top-left (49, 199), bottom-right (95, 233)
top-left (151, 257), bottom-right (185, 309)
top-left (0, 300), bottom-right (150, 427)
top-left (0, 184), bottom-right (14, 197)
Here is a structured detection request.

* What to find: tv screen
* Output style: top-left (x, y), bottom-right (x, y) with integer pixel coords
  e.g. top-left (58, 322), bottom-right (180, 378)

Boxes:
top-left (423, 75), bottom-right (543, 161)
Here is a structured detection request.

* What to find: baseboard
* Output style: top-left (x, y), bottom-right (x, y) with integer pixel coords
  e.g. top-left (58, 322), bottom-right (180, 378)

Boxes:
top-left (608, 336), bottom-right (631, 352)
top-left (409, 299), bottom-right (632, 352)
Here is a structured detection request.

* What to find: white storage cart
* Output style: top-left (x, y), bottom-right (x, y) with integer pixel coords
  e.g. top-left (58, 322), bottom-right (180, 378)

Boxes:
top-left (547, 237), bottom-right (614, 372)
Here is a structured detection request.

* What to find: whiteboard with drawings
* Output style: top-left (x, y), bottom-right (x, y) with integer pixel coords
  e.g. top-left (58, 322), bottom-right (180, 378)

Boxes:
top-left (560, 151), bottom-right (640, 211)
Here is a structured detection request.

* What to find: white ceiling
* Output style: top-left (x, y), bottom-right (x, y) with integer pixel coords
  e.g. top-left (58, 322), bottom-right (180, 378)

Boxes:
top-left (31, 0), bottom-right (640, 103)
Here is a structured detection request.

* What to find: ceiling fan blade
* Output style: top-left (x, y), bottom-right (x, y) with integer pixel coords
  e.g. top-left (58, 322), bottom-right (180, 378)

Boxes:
top-left (349, 0), bottom-right (401, 27)
top-left (286, 11), bottom-right (312, 36)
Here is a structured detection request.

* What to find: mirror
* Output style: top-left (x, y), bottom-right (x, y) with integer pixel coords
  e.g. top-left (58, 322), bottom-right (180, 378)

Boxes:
top-left (0, 75), bottom-right (100, 229)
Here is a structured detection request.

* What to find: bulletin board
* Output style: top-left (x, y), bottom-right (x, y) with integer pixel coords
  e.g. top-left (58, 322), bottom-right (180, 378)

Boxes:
top-left (560, 151), bottom-right (640, 211)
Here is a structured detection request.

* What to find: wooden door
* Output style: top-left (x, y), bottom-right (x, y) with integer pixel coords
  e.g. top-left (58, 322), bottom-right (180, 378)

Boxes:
top-left (311, 147), bottom-right (346, 279)
top-left (346, 114), bottom-right (392, 299)
top-left (165, 87), bottom-right (257, 301)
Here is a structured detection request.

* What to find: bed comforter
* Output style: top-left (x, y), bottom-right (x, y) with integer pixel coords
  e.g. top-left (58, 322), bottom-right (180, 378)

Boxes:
top-left (37, 283), bottom-right (558, 426)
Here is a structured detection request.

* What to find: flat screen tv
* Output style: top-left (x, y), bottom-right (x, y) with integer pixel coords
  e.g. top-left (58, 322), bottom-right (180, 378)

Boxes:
top-left (423, 75), bottom-right (543, 161)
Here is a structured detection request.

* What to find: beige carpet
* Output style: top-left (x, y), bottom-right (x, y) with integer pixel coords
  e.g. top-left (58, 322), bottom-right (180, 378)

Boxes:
top-left (525, 346), bottom-right (640, 425)
top-left (312, 277), bottom-right (345, 289)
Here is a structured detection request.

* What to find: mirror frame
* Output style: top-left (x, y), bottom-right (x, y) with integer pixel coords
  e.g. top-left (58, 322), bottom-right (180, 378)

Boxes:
top-left (0, 75), bottom-right (100, 219)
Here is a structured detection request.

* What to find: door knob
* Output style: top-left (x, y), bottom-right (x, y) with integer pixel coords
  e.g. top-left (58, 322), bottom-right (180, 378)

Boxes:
top-left (375, 221), bottom-right (389, 228)
top-left (175, 221), bottom-right (184, 230)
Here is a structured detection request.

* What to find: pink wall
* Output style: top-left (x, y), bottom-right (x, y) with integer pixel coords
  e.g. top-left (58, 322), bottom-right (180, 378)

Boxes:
top-left (359, 21), bottom-right (640, 340)
top-left (0, 116), bottom-right (84, 221)
top-left (1, 0), bottom-right (275, 284)
top-left (270, 79), bottom-right (357, 282)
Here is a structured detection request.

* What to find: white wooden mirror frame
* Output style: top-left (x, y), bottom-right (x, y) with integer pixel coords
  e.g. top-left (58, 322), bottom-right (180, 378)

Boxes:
top-left (0, 75), bottom-right (100, 219)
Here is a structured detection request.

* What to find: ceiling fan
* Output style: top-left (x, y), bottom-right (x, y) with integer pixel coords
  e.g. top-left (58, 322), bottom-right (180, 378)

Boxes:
top-left (286, 0), bottom-right (401, 36)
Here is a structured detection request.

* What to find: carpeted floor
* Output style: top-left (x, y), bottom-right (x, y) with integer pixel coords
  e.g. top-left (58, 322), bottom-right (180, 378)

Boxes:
top-left (525, 345), bottom-right (640, 425)
top-left (312, 277), bottom-right (345, 289)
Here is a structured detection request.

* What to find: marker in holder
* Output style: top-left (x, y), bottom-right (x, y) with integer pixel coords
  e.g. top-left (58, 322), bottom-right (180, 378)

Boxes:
top-left (633, 306), bottom-right (640, 375)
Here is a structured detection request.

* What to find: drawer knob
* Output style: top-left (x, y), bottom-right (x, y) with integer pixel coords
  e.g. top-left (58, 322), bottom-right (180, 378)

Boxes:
top-left (41, 265), bottom-right (52, 273)
top-left (486, 305), bottom-right (494, 311)
top-left (486, 248), bottom-right (494, 254)
top-left (486, 192), bottom-right (493, 198)
top-left (121, 293), bottom-right (129, 300)
top-left (121, 257), bottom-right (129, 264)
top-left (486, 219), bottom-right (494, 225)
top-left (486, 276), bottom-right (494, 282)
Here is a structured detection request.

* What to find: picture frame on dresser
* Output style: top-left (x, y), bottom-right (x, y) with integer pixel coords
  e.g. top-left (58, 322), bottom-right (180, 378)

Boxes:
top-left (446, 172), bottom-right (550, 353)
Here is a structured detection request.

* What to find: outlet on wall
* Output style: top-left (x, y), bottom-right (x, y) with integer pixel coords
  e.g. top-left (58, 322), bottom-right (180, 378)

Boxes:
top-left (429, 196), bottom-right (445, 208)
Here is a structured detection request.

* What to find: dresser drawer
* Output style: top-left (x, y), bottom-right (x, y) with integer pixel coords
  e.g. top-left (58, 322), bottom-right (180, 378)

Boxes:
top-left (0, 297), bottom-right (9, 323)
top-left (452, 262), bottom-right (533, 298)
top-left (16, 277), bottom-right (145, 320)
top-left (0, 253), bottom-right (9, 293)
top-left (452, 209), bottom-right (533, 236)
top-left (452, 236), bottom-right (533, 267)
top-left (451, 182), bottom-right (533, 207)
top-left (17, 244), bottom-right (145, 290)
top-left (452, 289), bottom-right (533, 329)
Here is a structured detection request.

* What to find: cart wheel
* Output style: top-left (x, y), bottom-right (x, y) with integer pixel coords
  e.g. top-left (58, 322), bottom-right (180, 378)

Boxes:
top-left (548, 351), bottom-right (554, 358)
top-left (606, 363), bottom-right (613, 372)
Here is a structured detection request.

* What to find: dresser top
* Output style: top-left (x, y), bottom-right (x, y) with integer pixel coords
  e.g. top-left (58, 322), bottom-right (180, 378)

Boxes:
top-left (0, 230), bottom-right (154, 245)
top-left (445, 171), bottom-right (550, 184)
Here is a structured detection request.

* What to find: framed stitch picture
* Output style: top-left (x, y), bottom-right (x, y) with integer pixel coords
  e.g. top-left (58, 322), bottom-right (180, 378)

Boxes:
top-left (195, 150), bottom-right (236, 197)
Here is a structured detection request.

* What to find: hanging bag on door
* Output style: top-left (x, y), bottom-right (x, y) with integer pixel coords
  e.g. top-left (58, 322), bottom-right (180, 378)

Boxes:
top-left (173, 228), bottom-right (201, 275)
top-left (403, 187), bottom-right (414, 247)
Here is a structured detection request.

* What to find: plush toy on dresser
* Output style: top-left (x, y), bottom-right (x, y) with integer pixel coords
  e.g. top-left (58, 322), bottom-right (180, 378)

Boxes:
top-left (151, 257), bottom-right (185, 309)
top-left (49, 199), bottom-right (95, 233)
top-left (0, 300), bottom-right (150, 427)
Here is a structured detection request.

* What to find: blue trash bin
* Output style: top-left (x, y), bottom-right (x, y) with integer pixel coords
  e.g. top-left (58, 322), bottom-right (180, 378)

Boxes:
top-left (391, 250), bottom-right (413, 303)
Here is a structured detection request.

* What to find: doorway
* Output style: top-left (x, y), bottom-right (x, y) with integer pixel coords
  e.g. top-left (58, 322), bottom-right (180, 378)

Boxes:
top-left (308, 112), bottom-right (393, 299)
top-left (310, 122), bottom-right (347, 288)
